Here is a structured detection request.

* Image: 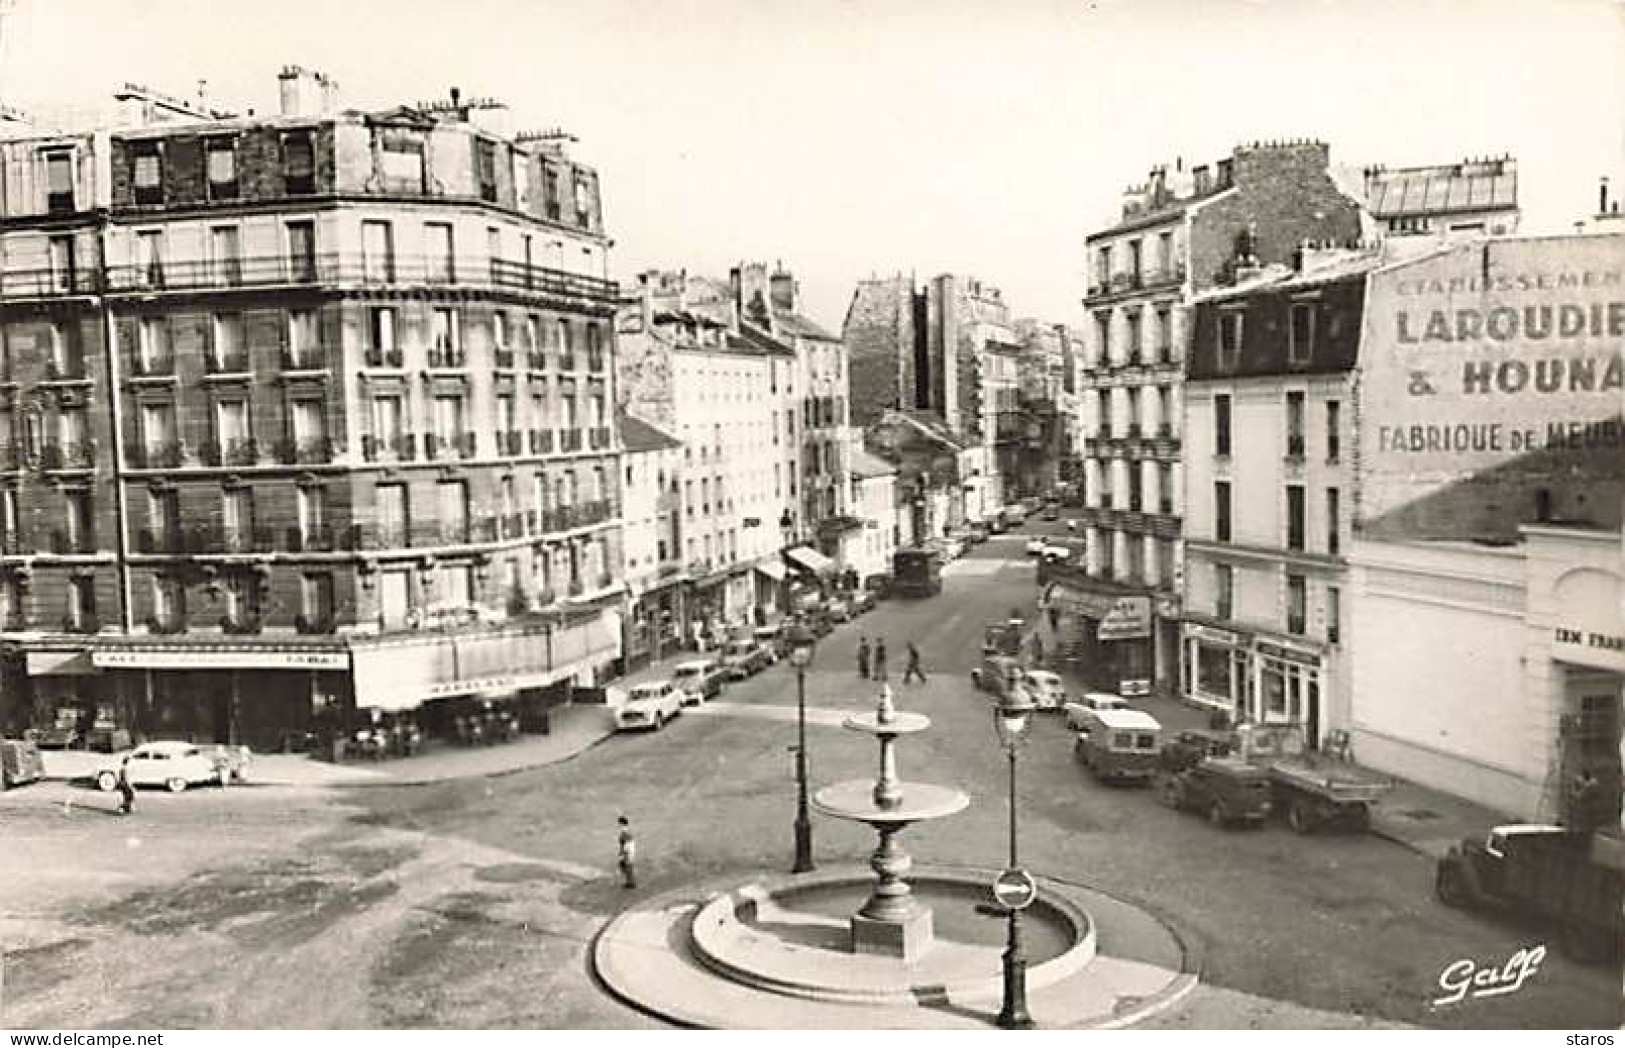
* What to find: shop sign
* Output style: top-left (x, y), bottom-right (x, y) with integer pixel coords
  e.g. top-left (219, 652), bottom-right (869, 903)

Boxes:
top-left (1254, 639), bottom-right (1322, 667)
top-left (90, 648), bottom-right (349, 670)
top-left (1186, 624), bottom-right (1243, 647)
top-left (1098, 597), bottom-right (1152, 641)
top-left (1553, 626), bottom-right (1625, 669)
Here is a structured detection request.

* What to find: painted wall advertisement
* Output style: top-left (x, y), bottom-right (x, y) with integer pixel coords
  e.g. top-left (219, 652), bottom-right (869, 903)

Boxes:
top-left (1359, 235), bottom-right (1623, 526)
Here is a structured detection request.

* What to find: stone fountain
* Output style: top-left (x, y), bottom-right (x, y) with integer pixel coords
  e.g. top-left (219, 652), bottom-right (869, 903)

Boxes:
top-left (811, 683), bottom-right (970, 961)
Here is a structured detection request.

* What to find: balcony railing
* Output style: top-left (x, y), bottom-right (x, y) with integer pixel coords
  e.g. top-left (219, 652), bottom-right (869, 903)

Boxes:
top-left (294, 614), bottom-right (336, 635)
top-left (0, 267), bottom-right (102, 298)
top-left (363, 347), bottom-right (406, 369)
top-left (44, 357), bottom-right (89, 382)
top-left (528, 428), bottom-right (554, 454)
top-left (1286, 435), bottom-right (1306, 459)
top-left (202, 438), bottom-right (259, 467)
top-left (362, 433), bottom-right (418, 463)
top-left (275, 437), bottom-right (334, 465)
top-left (539, 500), bottom-right (614, 533)
top-left (587, 352), bottom-right (605, 373)
top-left (41, 441), bottom-right (96, 470)
top-left (49, 529), bottom-right (97, 554)
top-left (494, 348), bottom-right (516, 369)
top-left (281, 346), bottom-right (331, 372)
top-left (205, 352), bottom-right (251, 375)
top-left (559, 429), bottom-right (583, 453)
top-left (127, 351), bottom-right (176, 378)
top-left (527, 350), bottom-right (547, 371)
top-left (589, 426), bottom-right (611, 450)
top-left (128, 442), bottom-right (185, 469)
top-left (426, 346), bottom-right (467, 369)
top-left (220, 614), bottom-right (264, 636)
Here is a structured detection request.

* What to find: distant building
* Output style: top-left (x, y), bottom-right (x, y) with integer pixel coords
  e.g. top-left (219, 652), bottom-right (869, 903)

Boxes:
top-left (0, 70), bottom-right (624, 750)
top-left (842, 448), bottom-right (900, 581)
top-left (1077, 139), bottom-right (1366, 698)
top-left (1358, 156), bottom-right (1520, 239)
top-left (617, 412), bottom-right (684, 670)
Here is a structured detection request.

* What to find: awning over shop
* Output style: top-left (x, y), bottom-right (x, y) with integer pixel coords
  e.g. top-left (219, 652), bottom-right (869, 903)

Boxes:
top-left (26, 649), bottom-right (96, 677)
top-left (754, 559), bottom-right (788, 582)
top-left (784, 545), bottom-right (835, 576)
top-left (86, 643), bottom-right (349, 672)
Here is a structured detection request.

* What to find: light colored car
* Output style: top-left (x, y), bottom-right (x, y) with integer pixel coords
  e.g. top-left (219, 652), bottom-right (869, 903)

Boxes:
top-left (1025, 537), bottom-right (1047, 557)
top-left (941, 537), bottom-right (966, 560)
top-left (1040, 542), bottom-right (1072, 562)
top-left (1023, 670), bottom-right (1067, 711)
top-left (823, 596), bottom-right (853, 623)
top-left (615, 680), bottom-right (685, 731)
top-left (720, 639), bottom-right (773, 680)
top-left (1064, 691), bottom-right (1131, 731)
top-left (95, 741), bottom-right (225, 793)
top-left (671, 659), bottom-right (726, 705)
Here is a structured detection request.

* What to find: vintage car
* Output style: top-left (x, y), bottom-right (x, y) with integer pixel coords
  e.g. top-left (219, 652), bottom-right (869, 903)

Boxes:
top-left (971, 654), bottom-right (1027, 699)
top-left (752, 624), bottom-right (788, 660)
top-left (1159, 728), bottom-right (1238, 771)
top-left (1, 739), bottom-right (46, 790)
top-left (671, 659), bottom-right (727, 705)
top-left (1064, 692), bottom-right (1131, 731)
top-left (1156, 756), bottom-right (1273, 827)
top-left (1074, 708), bottom-right (1163, 785)
top-left (847, 589), bottom-right (877, 615)
top-left (1024, 536), bottom-right (1048, 557)
top-left (720, 639), bottom-right (774, 680)
top-left (823, 595), bottom-right (854, 623)
top-left (614, 681), bottom-right (685, 731)
top-left (965, 523), bottom-right (989, 545)
top-left (95, 741), bottom-right (227, 793)
top-left (1022, 669), bottom-right (1067, 712)
top-left (1040, 504), bottom-right (1059, 522)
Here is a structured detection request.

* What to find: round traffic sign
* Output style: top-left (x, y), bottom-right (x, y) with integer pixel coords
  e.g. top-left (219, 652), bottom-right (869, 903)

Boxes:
top-left (992, 867), bottom-right (1037, 911)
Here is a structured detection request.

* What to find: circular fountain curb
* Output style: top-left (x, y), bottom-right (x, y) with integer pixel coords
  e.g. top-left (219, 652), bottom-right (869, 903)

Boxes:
top-left (592, 864), bottom-right (1200, 1030)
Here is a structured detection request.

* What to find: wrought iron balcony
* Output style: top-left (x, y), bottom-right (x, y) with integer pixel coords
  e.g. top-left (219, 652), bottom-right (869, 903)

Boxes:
top-left (44, 357), bottom-right (89, 382)
top-left (41, 441), bottom-right (97, 471)
top-left (0, 267), bottom-right (103, 298)
top-left (205, 351), bottom-right (251, 375)
top-left (589, 426), bottom-right (612, 450)
top-left (128, 442), bottom-right (186, 469)
top-left (294, 613), bottom-right (336, 635)
top-left (426, 346), bottom-right (467, 369)
top-left (363, 347), bottom-right (406, 369)
top-left (528, 428), bottom-right (554, 454)
top-left (527, 350), bottom-right (548, 371)
top-left (127, 351), bottom-right (176, 378)
top-left (281, 346), bottom-right (331, 372)
top-left (49, 528), bottom-right (97, 554)
top-left (202, 438), bottom-right (259, 467)
top-left (494, 348), bottom-right (517, 370)
top-left (559, 429), bottom-right (583, 453)
top-left (274, 437), bottom-right (334, 465)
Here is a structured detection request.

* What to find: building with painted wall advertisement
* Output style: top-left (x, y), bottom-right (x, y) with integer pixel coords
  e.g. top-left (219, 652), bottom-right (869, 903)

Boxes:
top-left (1348, 233), bottom-right (1623, 836)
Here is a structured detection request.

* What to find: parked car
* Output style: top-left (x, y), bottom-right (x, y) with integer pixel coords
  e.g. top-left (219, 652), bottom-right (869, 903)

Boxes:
top-left (848, 589), bottom-right (876, 615)
top-left (987, 516), bottom-right (1008, 535)
top-left (937, 536), bottom-right (966, 560)
top-left (721, 638), bottom-right (774, 680)
top-left (965, 523), bottom-right (989, 545)
top-left (1, 739), bottom-right (46, 790)
top-left (204, 744), bottom-right (253, 784)
top-left (95, 741), bottom-right (226, 793)
top-left (752, 624), bottom-right (788, 660)
top-left (823, 595), bottom-right (854, 623)
top-left (1040, 505), bottom-right (1059, 522)
top-left (1022, 670), bottom-right (1067, 712)
top-left (614, 680), bottom-right (685, 731)
top-left (1064, 692), bottom-right (1131, 731)
top-left (971, 654), bottom-right (1027, 698)
top-left (863, 573), bottom-right (894, 600)
top-left (1024, 537), bottom-right (1047, 557)
top-left (1074, 708), bottom-right (1163, 784)
top-left (671, 659), bottom-right (727, 705)
top-left (1157, 756), bottom-right (1273, 827)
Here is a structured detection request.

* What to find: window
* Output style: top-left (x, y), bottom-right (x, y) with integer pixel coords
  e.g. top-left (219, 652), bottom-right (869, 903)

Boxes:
top-left (300, 573), bottom-right (334, 628)
top-left (1217, 311), bottom-right (1243, 369)
top-left (376, 484), bottom-right (408, 546)
top-left (222, 487), bottom-right (254, 550)
top-left (283, 131), bottom-right (315, 194)
top-left (49, 236), bottom-right (77, 294)
top-left (132, 144), bottom-right (163, 205)
top-left (1158, 231), bottom-right (1173, 275)
top-left (1128, 239), bottom-right (1143, 281)
top-left (1215, 481), bottom-right (1231, 542)
top-left (210, 226), bottom-right (241, 286)
top-left (205, 138), bottom-right (238, 199)
top-left (543, 165), bottom-right (562, 219)
top-left (140, 403), bottom-right (175, 458)
top-left (1094, 311), bottom-right (1110, 365)
top-left (152, 574), bottom-right (184, 629)
top-left (1289, 302), bottom-right (1315, 364)
top-left (1286, 574), bottom-right (1307, 635)
top-left (1155, 307), bottom-right (1172, 362)
top-left (65, 490), bottom-right (91, 549)
top-left (476, 140), bottom-right (498, 202)
top-left (211, 313), bottom-right (245, 372)
top-left (1126, 311), bottom-right (1142, 363)
top-left (573, 174), bottom-right (593, 226)
top-left (136, 230), bottom-right (165, 289)
top-left (426, 222), bottom-right (455, 283)
top-left (1214, 394), bottom-right (1232, 456)
top-left (1286, 485), bottom-right (1305, 551)
top-left (362, 220), bottom-right (394, 283)
top-left (286, 221), bottom-right (317, 282)
top-left (137, 316), bottom-right (168, 372)
top-left (380, 139), bottom-right (425, 192)
top-left (370, 396), bottom-right (404, 458)
top-left (433, 395), bottom-right (465, 453)
top-left (431, 308), bottom-right (460, 362)
top-left (68, 576), bottom-right (96, 630)
top-left (493, 312), bottom-right (509, 351)
top-left (379, 569), bottom-right (412, 629)
top-left (216, 398), bottom-right (251, 462)
top-left (291, 398), bottom-right (326, 449)
top-left (367, 307), bottom-right (396, 355)
top-left (1094, 246), bottom-right (1111, 287)
top-left (1279, 396), bottom-right (1305, 464)
top-left (1326, 487), bottom-right (1341, 556)
top-left (45, 151), bottom-right (75, 213)
top-left (1158, 462), bottom-right (1174, 515)
top-left (1327, 585), bottom-right (1341, 644)
top-left (288, 309), bottom-right (318, 366)
top-left (297, 484), bottom-right (327, 543)
top-left (1326, 400), bottom-right (1341, 463)
top-left (437, 481), bottom-right (468, 543)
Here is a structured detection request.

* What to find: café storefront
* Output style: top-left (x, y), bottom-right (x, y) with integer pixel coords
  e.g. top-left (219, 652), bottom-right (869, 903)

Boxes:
top-left (1182, 619), bottom-right (1330, 741)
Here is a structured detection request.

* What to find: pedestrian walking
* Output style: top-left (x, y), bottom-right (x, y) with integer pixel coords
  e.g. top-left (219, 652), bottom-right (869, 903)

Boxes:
top-left (872, 639), bottom-right (888, 682)
top-left (617, 815), bottom-right (638, 889)
top-left (115, 756), bottom-right (135, 816)
top-left (902, 642), bottom-right (926, 684)
top-left (857, 637), bottom-right (871, 679)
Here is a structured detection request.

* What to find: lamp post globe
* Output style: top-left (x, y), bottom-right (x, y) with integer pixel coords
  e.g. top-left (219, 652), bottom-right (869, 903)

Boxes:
top-left (994, 685), bottom-right (1036, 1030)
top-left (787, 619), bottom-right (817, 873)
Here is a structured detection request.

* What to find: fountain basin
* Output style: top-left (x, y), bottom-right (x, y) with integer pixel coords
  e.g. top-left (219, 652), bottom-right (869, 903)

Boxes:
top-left (843, 710), bottom-right (931, 735)
top-left (689, 866), bottom-right (1096, 1006)
top-left (812, 780), bottom-right (970, 824)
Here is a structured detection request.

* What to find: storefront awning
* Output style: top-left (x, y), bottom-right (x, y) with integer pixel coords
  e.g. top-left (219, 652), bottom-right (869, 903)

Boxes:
top-left (754, 559), bottom-right (788, 582)
top-left (87, 644), bottom-right (350, 671)
top-left (785, 546), bottom-right (836, 576)
top-left (26, 649), bottom-right (96, 677)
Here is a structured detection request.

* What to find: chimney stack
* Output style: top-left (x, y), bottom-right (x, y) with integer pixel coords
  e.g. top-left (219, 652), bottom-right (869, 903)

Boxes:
top-left (278, 65), bottom-right (337, 117)
top-left (1599, 176), bottom-right (1611, 217)
top-left (769, 265), bottom-right (797, 313)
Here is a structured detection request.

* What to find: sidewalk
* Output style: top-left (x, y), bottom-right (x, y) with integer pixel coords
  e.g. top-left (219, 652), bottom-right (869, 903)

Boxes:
top-left (1043, 659), bottom-right (1508, 862)
top-left (38, 703), bottom-right (618, 790)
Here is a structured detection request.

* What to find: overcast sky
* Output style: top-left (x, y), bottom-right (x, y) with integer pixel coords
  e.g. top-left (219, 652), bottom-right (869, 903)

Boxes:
top-left (5, 0), bottom-right (1621, 328)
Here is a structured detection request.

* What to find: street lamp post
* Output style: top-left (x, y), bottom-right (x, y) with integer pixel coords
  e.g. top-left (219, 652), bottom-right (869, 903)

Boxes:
top-left (993, 685), bottom-right (1037, 1029)
top-left (787, 619), bottom-right (817, 874)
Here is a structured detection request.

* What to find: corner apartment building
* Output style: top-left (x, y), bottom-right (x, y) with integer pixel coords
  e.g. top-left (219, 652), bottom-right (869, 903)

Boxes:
top-left (617, 411), bottom-right (684, 670)
top-left (1181, 250), bottom-right (1376, 742)
top-left (1074, 139), bottom-right (1365, 696)
top-left (0, 71), bottom-right (624, 750)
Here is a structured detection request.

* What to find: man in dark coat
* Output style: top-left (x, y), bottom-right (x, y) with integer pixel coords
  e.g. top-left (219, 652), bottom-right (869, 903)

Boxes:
top-left (902, 642), bottom-right (926, 684)
top-left (857, 637), bottom-right (871, 679)
top-left (116, 756), bottom-right (135, 815)
top-left (872, 639), bottom-right (888, 682)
